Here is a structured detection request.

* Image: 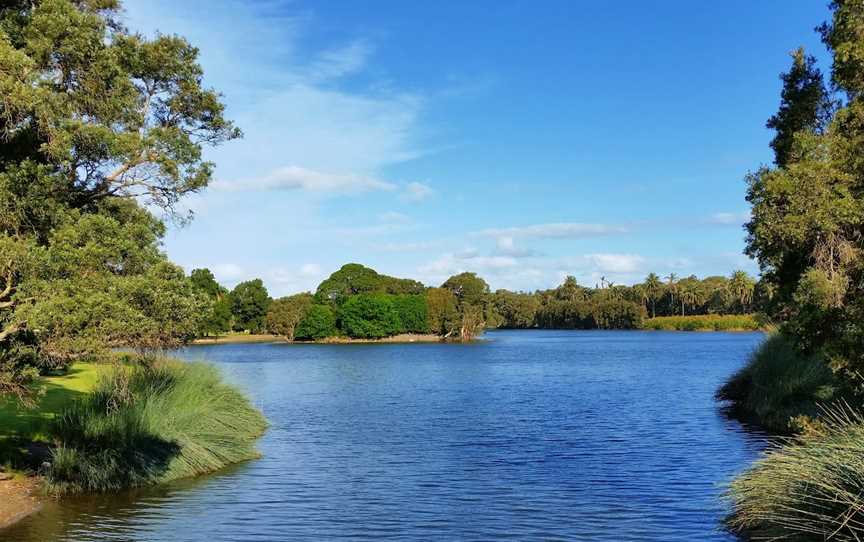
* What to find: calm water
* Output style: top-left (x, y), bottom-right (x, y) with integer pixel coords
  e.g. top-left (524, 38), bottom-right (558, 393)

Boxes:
top-left (5, 330), bottom-right (767, 541)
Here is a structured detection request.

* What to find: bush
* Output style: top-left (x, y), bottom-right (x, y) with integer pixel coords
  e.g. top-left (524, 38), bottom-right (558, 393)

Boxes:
top-left (590, 299), bottom-right (645, 329)
top-left (48, 360), bottom-right (267, 493)
top-left (294, 304), bottom-right (337, 340)
top-left (391, 294), bottom-right (430, 334)
top-left (716, 334), bottom-right (838, 433)
top-left (339, 294), bottom-right (402, 339)
top-left (726, 408), bottom-right (864, 541)
top-left (642, 314), bottom-right (762, 331)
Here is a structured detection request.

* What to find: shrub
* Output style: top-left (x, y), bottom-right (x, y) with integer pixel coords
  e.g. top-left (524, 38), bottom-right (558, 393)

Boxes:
top-left (642, 314), bottom-right (762, 331)
top-left (391, 294), bottom-right (430, 334)
top-left (726, 407), bottom-right (864, 541)
top-left (48, 360), bottom-right (267, 493)
top-left (294, 304), bottom-right (337, 340)
top-left (716, 334), bottom-right (838, 433)
top-left (590, 299), bottom-right (645, 329)
top-left (339, 294), bottom-right (402, 339)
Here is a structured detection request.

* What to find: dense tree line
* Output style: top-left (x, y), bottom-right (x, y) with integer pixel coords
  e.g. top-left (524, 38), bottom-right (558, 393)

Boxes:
top-left (202, 263), bottom-right (759, 341)
top-left (0, 0), bottom-right (238, 401)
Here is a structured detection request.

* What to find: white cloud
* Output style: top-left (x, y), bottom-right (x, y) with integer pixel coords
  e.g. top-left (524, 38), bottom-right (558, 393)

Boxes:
top-left (584, 253), bottom-right (645, 273)
top-left (494, 236), bottom-right (539, 257)
top-left (475, 222), bottom-right (628, 239)
top-left (211, 263), bottom-right (246, 283)
top-left (707, 211), bottom-right (750, 225)
top-left (304, 40), bottom-right (374, 82)
top-left (213, 165), bottom-right (397, 194)
top-left (376, 241), bottom-right (441, 253)
top-left (401, 182), bottom-right (434, 202)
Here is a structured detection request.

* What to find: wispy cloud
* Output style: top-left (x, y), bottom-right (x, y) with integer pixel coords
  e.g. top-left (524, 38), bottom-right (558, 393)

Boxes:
top-left (706, 211), bottom-right (750, 226)
top-left (401, 182), bottom-right (434, 202)
top-left (583, 253), bottom-right (645, 273)
top-left (475, 222), bottom-right (628, 239)
top-left (213, 165), bottom-right (397, 194)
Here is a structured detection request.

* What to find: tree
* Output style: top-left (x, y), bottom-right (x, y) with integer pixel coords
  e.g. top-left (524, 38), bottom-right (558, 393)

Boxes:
top-left (314, 263), bottom-right (424, 305)
top-left (425, 287), bottom-right (459, 337)
top-left (190, 268), bottom-right (231, 335)
top-left (0, 0), bottom-right (238, 401)
top-left (442, 272), bottom-right (491, 340)
top-left (727, 270), bottom-right (756, 314)
top-left (338, 294), bottom-right (402, 339)
top-left (294, 304), bottom-right (337, 341)
top-left (391, 295), bottom-right (430, 334)
top-left (643, 273), bottom-right (664, 318)
top-left (265, 293), bottom-right (313, 340)
top-left (766, 47), bottom-right (833, 167)
top-left (230, 279), bottom-right (271, 333)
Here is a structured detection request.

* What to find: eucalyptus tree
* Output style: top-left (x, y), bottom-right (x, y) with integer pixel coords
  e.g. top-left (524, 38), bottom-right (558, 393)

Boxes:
top-left (0, 0), bottom-right (239, 399)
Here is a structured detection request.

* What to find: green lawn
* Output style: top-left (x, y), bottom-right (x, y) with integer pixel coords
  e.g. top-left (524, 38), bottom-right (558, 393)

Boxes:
top-left (0, 363), bottom-right (100, 467)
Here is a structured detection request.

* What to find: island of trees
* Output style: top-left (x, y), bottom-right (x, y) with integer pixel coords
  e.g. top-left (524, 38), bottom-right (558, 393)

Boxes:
top-left (186, 263), bottom-right (761, 343)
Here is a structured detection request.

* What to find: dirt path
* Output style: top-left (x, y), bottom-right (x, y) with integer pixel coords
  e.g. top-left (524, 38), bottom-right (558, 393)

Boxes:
top-left (0, 476), bottom-right (42, 530)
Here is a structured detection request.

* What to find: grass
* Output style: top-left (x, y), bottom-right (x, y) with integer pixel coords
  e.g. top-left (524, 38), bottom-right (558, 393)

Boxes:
top-left (716, 334), bottom-right (838, 434)
top-left (642, 313), bottom-right (764, 331)
top-left (47, 358), bottom-right (267, 494)
top-left (0, 363), bottom-right (100, 469)
top-left (726, 407), bottom-right (864, 541)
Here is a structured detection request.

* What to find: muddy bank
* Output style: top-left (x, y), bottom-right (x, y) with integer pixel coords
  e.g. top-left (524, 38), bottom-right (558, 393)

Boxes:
top-left (0, 476), bottom-right (42, 530)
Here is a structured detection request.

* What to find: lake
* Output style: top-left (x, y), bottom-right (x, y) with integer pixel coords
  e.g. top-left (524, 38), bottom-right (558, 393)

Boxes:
top-left (5, 330), bottom-right (767, 541)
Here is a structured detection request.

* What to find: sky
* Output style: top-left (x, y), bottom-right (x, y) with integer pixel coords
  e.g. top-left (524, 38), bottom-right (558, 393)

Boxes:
top-left (123, 0), bottom-right (832, 297)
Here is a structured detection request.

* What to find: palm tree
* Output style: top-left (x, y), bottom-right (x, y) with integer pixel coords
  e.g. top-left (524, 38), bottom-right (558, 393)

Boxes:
top-left (643, 273), bottom-right (664, 318)
top-left (728, 270), bottom-right (755, 313)
top-left (665, 273), bottom-right (679, 315)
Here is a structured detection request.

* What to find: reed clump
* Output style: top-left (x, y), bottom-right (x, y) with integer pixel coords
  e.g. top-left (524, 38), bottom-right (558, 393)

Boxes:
top-left (48, 359), bottom-right (267, 493)
top-left (641, 314), bottom-right (762, 331)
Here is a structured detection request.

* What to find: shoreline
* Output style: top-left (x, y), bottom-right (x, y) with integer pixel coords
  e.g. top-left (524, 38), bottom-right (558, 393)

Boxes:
top-left (193, 333), bottom-right (444, 345)
top-left (0, 475), bottom-right (42, 531)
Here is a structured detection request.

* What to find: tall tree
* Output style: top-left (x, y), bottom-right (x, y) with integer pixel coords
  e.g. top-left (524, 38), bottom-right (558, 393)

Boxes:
top-left (766, 47), bottom-right (832, 167)
top-left (230, 279), bottom-right (271, 333)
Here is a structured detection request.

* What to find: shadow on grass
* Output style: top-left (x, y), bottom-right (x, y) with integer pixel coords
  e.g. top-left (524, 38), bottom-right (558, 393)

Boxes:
top-left (0, 367), bottom-right (92, 471)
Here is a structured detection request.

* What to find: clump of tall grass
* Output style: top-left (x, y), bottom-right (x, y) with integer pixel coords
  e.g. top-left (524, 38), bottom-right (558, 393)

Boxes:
top-left (641, 313), bottom-right (763, 331)
top-left (48, 359), bottom-right (267, 493)
top-left (727, 406), bottom-right (864, 540)
top-left (716, 334), bottom-right (837, 433)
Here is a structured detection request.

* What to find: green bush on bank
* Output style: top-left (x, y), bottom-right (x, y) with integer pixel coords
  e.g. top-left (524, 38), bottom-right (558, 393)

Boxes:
top-left (716, 334), bottom-right (838, 434)
top-left (641, 313), bottom-right (762, 331)
top-left (48, 359), bottom-right (267, 494)
top-left (726, 408), bottom-right (864, 541)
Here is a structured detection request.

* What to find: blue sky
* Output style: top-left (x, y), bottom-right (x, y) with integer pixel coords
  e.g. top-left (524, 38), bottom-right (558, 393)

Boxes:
top-left (124, 0), bottom-right (830, 296)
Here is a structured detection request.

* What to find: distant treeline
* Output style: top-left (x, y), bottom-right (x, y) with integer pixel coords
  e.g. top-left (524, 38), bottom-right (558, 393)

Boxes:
top-left (190, 264), bottom-right (760, 341)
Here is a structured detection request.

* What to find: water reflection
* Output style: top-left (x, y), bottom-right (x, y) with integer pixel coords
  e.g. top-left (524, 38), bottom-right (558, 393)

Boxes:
top-left (4, 331), bottom-right (767, 541)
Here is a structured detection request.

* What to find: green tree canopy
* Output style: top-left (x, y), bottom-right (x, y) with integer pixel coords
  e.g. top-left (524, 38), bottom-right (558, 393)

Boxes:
top-left (229, 279), bottom-right (270, 333)
top-left (265, 293), bottom-right (313, 340)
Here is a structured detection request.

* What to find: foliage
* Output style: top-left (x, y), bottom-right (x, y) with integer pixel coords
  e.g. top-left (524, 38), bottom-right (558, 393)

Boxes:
top-left (425, 287), bottom-right (459, 337)
top-left (391, 294), bottom-right (430, 334)
top-left (491, 290), bottom-right (539, 329)
top-left (294, 304), bottom-right (337, 341)
top-left (765, 47), bottom-right (833, 167)
top-left (314, 263), bottom-right (424, 305)
top-left (338, 294), bottom-right (402, 339)
top-left (726, 407), bottom-right (864, 541)
top-left (717, 334), bottom-right (838, 434)
top-left (190, 268), bottom-right (231, 336)
top-left (0, 0), bottom-right (238, 401)
top-left (229, 279), bottom-right (270, 333)
top-left (265, 293), bottom-right (313, 340)
top-left (642, 314), bottom-right (762, 332)
top-left (48, 359), bottom-right (266, 494)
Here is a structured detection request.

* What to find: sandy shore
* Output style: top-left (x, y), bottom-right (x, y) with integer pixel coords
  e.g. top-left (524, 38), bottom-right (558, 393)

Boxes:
top-left (193, 333), bottom-right (444, 345)
top-left (192, 334), bottom-right (285, 345)
top-left (313, 333), bottom-right (443, 344)
top-left (0, 476), bottom-right (42, 530)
